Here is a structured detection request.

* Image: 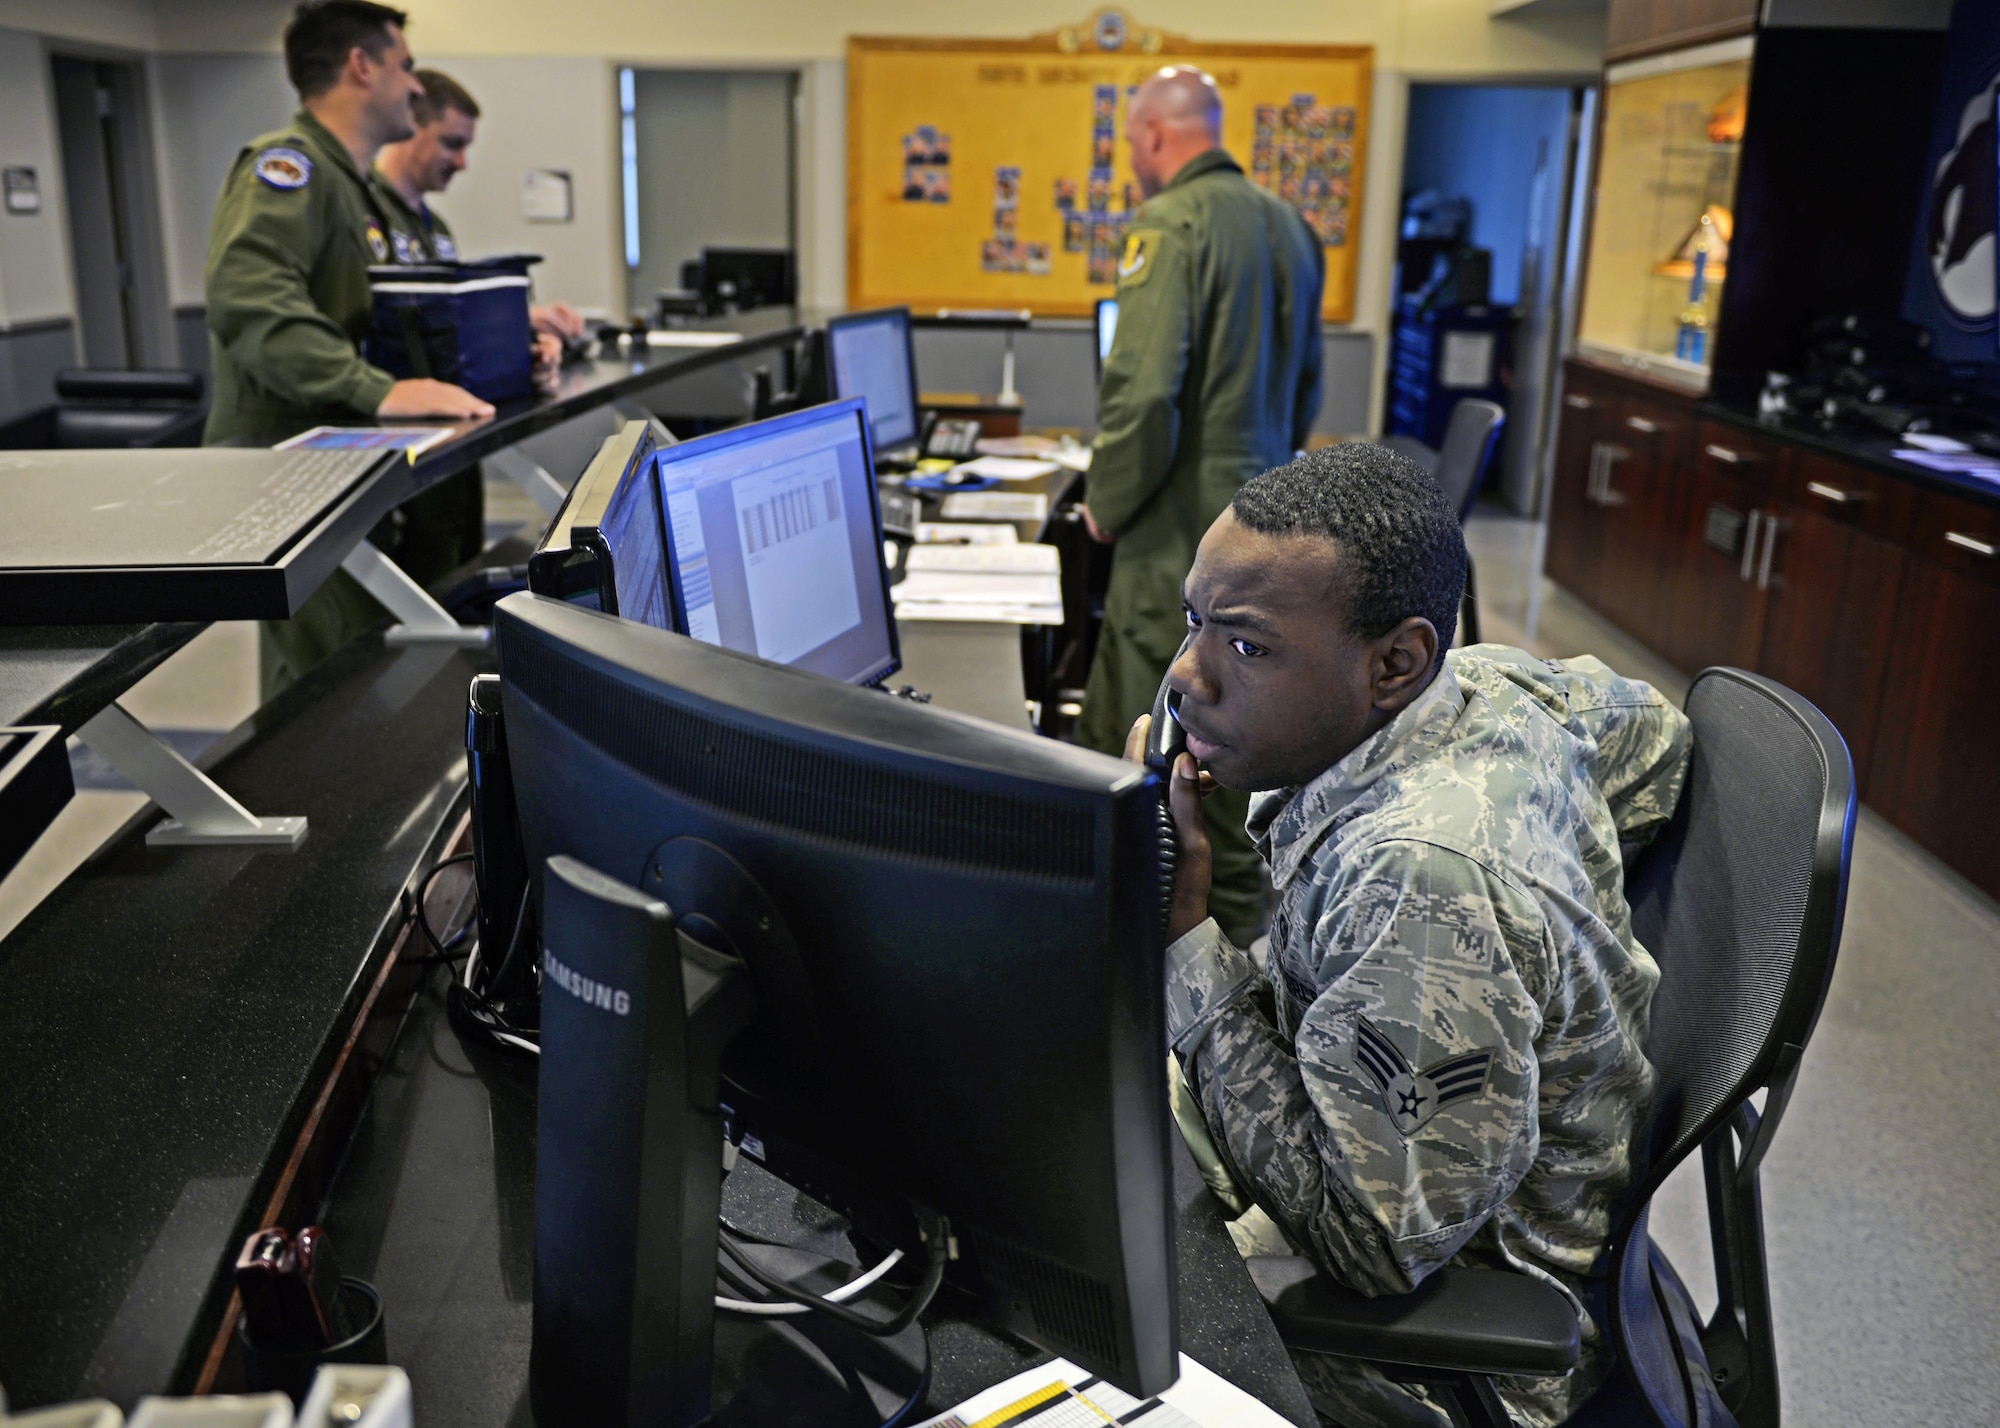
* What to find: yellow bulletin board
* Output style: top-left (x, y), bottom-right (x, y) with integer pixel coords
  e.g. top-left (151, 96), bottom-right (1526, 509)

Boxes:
top-left (847, 9), bottom-right (1371, 323)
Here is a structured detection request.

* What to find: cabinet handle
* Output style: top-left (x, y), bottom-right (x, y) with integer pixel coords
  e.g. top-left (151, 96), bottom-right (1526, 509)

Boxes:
top-left (1564, 393), bottom-right (1594, 410)
top-left (1741, 510), bottom-right (1762, 582)
top-left (1625, 415), bottom-right (1661, 434)
top-left (1597, 446), bottom-right (1627, 506)
top-left (1757, 512), bottom-right (1781, 590)
top-left (1704, 443), bottom-right (1751, 464)
top-left (1805, 480), bottom-right (1863, 505)
top-left (1946, 530), bottom-right (1998, 558)
top-left (1584, 444), bottom-right (1602, 502)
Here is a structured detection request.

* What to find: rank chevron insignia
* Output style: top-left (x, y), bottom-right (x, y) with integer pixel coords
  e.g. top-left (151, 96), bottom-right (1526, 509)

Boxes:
top-left (1353, 1016), bottom-right (1494, 1138)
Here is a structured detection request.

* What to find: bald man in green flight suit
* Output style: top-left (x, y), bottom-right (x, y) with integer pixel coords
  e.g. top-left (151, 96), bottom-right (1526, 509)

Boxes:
top-left (203, 1), bottom-right (495, 697)
top-left (1078, 66), bottom-right (1325, 946)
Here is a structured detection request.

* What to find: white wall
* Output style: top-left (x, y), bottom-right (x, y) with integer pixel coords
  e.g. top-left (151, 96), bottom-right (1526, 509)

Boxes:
top-left (148, 52), bottom-right (293, 306)
top-left (0, 28), bottom-right (78, 326)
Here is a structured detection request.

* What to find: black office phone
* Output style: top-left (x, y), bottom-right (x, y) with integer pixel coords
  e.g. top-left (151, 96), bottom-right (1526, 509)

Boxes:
top-left (921, 413), bottom-right (982, 460)
top-left (1145, 651), bottom-right (1190, 932)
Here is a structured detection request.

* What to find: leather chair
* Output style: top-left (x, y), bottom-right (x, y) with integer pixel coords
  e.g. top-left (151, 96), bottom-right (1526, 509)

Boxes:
top-left (1251, 667), bottom-right (1856, 1428)
top-left (0, 369), bottom-right (207, 449)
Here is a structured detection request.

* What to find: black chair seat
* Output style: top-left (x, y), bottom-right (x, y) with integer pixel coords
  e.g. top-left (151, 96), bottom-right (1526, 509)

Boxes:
top-left (1248, 1257), bottom-right (1580, 1378)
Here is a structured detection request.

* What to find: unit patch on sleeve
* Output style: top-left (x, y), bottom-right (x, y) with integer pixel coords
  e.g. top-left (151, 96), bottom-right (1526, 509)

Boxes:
top-left (1116, 229), bottom-right (1161, 288)
top-left (1353, 1016), bottom-right (1494, 1138)
top-left (253, 147), bottom-right (313, 191)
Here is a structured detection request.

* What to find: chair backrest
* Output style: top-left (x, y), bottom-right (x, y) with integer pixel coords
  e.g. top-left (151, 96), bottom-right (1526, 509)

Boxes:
top-left (1431, 398), bottom-right (1505, 522)
top-left (1621, 667), bottom-right (1855, 1206)
top-left (54, 368), bottom-right (204, 405)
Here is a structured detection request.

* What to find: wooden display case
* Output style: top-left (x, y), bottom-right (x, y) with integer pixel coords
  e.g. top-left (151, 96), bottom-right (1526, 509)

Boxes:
top-left (1575, 38), bottom-right (1752, 391)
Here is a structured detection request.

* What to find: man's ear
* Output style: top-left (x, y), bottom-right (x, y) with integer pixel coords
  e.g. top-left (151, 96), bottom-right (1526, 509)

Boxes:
top-left (1368, 617), bottom-right (1440, 714)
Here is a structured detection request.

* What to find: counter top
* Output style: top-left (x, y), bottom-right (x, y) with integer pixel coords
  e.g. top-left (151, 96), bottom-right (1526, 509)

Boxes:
top-left (0, 630), bottom-right (486, 1407)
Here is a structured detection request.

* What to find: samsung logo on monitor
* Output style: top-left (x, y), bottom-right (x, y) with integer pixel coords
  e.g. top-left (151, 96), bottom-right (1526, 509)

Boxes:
top-left (545, 949), bottom-right (631, 1016)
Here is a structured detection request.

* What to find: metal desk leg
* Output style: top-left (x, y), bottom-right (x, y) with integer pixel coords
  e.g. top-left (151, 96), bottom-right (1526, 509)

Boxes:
top-left (484, 446), bottom-right (568, 517)
top-left (340, 539), bottom-right (491, 648)
top-left (77, 702), bottom-right (308, 849)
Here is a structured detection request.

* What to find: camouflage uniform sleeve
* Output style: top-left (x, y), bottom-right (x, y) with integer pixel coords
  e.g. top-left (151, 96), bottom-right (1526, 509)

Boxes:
top-left (205, 156), bottom-right (396, 416)
top-left (1167, 839), bottom-right (1546, 1297)
top-left (1088, 224), bottom-right (1193, 536)
top-left (1541, 656), bottom-right (1693, 860)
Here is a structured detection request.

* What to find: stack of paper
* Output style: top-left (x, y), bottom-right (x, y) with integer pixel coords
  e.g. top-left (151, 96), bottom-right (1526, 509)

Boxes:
top-left (892, 542), bottom-right (1062, 625)
top-left (948, 455), bottom-right (1063, 482)
top-left (917, 1353), bottom-right (1296, 1428)
top-left (939, 491), bottom-right (1050, 522)
top-left (916, 521), bottom-right (1018, 545)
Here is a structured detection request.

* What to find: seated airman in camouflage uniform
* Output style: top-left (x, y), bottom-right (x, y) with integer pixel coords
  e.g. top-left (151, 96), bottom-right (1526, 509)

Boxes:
top-left (1125, 443), bottom-right (1692, 1427)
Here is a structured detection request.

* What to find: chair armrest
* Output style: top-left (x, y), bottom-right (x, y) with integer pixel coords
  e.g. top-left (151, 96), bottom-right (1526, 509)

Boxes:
top-left (1247, 1258), bottom-right (1580, 1378)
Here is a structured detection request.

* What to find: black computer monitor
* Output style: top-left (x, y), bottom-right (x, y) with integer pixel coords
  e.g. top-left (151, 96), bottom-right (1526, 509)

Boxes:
top-left (496, 592), bottom-right (1176, 1420)
top-left (700, 247), bottom-right (796, 311)
top-left (825, 306), bottom-right (921, 454)
top-left (656, 398), bottom-right (899, 686)
top-left (1095, 296), bottom-right (1119, 380)
top-left (526, 419), bottom-right (672, 627)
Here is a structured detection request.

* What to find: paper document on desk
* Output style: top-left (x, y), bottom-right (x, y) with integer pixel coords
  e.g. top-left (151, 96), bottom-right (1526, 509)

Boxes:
top-left (917, 1353), bottom-right (1294, 1428)
top-left (905, 543), bottom-right (1058, 575)
top-left (274, 425), bottom-right (454, 460)
top-left (916, 522), bottom-right (1018, 545)
top-left (893, 572), bottom-right (1060, 608)
top-left (949, 455), bottom-right (1063, 482)
top-left (940, 491), bottom-right (1049, 522)
top-left (645, 330), bottom-right (741, 348)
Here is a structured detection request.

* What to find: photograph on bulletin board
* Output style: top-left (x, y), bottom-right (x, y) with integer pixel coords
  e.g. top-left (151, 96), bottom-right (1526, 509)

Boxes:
top-left (847, 9), bottom-right (1371, 323)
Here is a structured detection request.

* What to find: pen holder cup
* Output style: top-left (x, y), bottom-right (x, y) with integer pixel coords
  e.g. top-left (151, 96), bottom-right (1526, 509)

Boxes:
top-left (238, 1277), bottom-right (388, 1404)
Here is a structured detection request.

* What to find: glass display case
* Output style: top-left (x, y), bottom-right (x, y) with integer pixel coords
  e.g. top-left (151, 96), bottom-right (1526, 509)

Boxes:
top-left (1576, 38), bottom-right (1754, 390)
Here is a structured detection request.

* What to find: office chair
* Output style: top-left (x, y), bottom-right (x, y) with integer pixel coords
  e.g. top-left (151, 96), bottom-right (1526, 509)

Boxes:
top-left (1431, 397), bottom-right (1505, 646)
top-left (1250, 667), bottom-right (1856, 1428)
top-left (50, 369), bottom-right (207, 447)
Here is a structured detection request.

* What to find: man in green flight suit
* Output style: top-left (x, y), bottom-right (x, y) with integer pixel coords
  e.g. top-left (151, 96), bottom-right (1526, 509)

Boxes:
top-left (1078, 66), bottom-right (1325, 946)
top-left (373, 68), bottom-right (588, 350)
top-left (203, 1), bottom-right (495, 697)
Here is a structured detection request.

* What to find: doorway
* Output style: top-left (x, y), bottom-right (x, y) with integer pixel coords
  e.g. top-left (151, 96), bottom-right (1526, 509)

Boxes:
top-left (621, 68), bottom-right (798, 317)
top-left (1388, 83), bottom-right (1584, 514)
top-left (49, 54), bottom-right (173, 369)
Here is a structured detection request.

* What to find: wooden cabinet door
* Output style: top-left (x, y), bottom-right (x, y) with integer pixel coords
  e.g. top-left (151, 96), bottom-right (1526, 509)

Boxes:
top-left (1869, 490), bottom-right (2000, 902)
top-left (1607, 0), bottom-right (1757, 58)
top-left (1757, 453), bottom-right (1914, 797)
top-left (1545, 381), bottom-right (1610, 606)
top-left (1593, 396), bottom-right (1692, 660)
top-left (1666, 422), bottom-right (1789, 672)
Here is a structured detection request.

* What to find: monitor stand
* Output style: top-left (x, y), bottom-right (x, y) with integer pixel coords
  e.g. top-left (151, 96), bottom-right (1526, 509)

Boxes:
top-left (532, 853), bottom-right (930, 1427)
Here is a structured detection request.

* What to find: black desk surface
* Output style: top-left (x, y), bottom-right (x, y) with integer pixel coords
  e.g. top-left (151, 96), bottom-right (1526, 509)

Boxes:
top-left (318, 978), bottom-right (1318, 1426)
top-left (0, 310), bottom-right (805, 745)
top-left (1701, 399), bottom-right (2000, 512)
top-left (0, 631), bottom-right (487, 1408)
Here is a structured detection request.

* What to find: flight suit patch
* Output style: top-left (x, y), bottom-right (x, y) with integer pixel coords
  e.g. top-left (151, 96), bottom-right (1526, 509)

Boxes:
top-left (1117, 230), bottom-right (1161, 288)
top-left (433, 233), bottom-right (458, 261)
top-left (253, 148), bottom-right (312, 190)
top-left (365, 219), bottom-right (390, 262)
top-left (390, 229), bottom-right (417, 264)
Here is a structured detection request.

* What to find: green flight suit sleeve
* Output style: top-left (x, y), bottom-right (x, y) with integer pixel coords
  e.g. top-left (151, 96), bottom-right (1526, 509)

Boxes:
top-left (1090, 224), bottom-right (1194, 536)
top-left (205, 158), bottom-right (396, 416)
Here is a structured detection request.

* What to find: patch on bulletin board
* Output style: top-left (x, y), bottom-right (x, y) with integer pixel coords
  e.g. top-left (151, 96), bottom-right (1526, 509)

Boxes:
top-left (849, 10), bottom-right (1372, 320)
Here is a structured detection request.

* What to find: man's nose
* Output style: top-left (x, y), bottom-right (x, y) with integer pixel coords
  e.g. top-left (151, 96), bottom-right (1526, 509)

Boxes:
top-left (1167, 638), bottom-right (1217, 704)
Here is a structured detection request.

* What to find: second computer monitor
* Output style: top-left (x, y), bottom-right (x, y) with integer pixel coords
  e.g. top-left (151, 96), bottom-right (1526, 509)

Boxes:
top-left (825, 307), bottom-right (921, 455)
top-left (657, 398), bottom-right (900, 687)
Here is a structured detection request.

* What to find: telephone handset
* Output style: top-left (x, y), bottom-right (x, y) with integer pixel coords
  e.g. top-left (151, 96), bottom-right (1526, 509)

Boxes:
top-left (1145, 650), bottom-right (1190, 933)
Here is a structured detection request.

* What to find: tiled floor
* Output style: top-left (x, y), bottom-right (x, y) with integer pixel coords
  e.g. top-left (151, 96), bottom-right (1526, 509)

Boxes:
top-left (1466, 504), bottom-right (2000, 1425)
top-left (3, 498), bottom-right (1994, 1423)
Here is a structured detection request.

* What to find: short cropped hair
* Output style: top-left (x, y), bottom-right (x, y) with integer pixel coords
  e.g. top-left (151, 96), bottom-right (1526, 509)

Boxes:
top-left (412, 69), bottom-right (480, 126)
top-left (1231, 442), bottom-right (1467, 666)
top-left (284, 1), bottom-right (409, 100)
